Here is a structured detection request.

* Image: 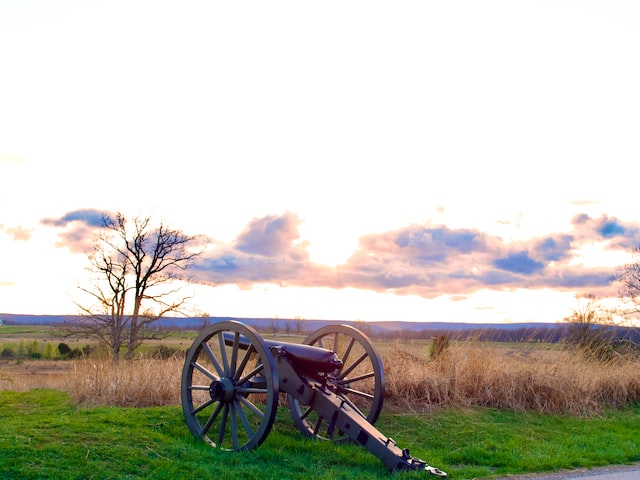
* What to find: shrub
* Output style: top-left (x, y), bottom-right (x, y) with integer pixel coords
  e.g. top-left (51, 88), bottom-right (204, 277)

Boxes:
top-left (429, 335), bottom-right (450, 359)
top-left (149, 344), bottom-right (182, 360)
top-left (17, 340), bottom-right (27, 358)
top-left (58, 343), bottom-right (72, 356)
top-left (44, 343), bottom-right (55, 359)
top-left (29, 340), bottom-right (40, 356)
top-left (68, 348), bottom-right (84, 359)
top-left (1, 348), bottom-right (15, 359)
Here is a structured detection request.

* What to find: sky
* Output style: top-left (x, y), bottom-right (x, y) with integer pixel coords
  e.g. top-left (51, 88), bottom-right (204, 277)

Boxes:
top-left (1, 1), bottom-right (640, 324)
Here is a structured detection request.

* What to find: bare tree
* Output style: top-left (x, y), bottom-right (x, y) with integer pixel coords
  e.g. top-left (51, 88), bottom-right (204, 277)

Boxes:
top-left (564, 293), bottom-right (609, 346)
top-left (612, 246), bottom-right (640, 327)
top-left (75, 212), bottom-right (202, 361)
top-left (293, 316), bottom-right (304, 336)
top-left (270, 316), bottom-right (279, 336)
top-left (283, 318), bottom-right (292, 335)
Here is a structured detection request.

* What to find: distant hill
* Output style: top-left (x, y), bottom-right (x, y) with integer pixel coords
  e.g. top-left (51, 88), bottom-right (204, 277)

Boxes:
top-left (4, 313), bottom-right (638, 344)
top-left (0, 312), bottom-right (559, 334)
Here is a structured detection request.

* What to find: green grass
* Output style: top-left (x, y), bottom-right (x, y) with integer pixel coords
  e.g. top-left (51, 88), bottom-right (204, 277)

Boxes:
top-left (1, 390), bottom-right (639, 479)
top-left (0, 325), bottom-right (49, 335)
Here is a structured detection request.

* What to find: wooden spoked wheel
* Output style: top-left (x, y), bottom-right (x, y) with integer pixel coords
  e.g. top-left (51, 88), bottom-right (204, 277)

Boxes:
top-left (181, 321), bottom-right (278, 451)
top-left (287, 324), bottom-right (385, 442)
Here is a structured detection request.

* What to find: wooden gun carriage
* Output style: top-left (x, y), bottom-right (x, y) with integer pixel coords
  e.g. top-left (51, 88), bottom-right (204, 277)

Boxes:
top-left (181, 320), bottom-right (446, 476)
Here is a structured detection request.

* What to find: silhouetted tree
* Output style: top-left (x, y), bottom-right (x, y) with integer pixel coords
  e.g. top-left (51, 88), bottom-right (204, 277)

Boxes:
top-left (564, 293), bottom-right (607, 344)
top-left (75, 212), bottom-right (202, 361)
top-left (293, 316), bottom-right (304, 335)
top-left (270, 317), bottom-right (279, 336)
top-left (612, 246), bottom-right (640, 330)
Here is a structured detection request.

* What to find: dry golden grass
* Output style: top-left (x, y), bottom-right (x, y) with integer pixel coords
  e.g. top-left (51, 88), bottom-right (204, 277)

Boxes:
top-left (67, 357), bottom-right (183, 407)
top-left (2, 341), bottom-right (639, 415)
top-left (383, 341), bottom-right (640, 415)
top-left (0, 361), bottom-right (72, 391)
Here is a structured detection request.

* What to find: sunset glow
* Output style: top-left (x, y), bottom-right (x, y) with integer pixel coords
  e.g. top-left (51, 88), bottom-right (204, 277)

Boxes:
top-left (1, 1), bottom-right (639, 323)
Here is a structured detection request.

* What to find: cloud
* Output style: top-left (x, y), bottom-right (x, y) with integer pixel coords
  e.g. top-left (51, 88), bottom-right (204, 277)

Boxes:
top-left (571, 214), bottom-right (640, 250)
top-left (196, 212), bottom-right (636, 298)
top-left (1, 225), bottom-right (32, 241)
top-left (493, 251), bottom-right (544, 275)
top-left (41, 208), bottom-right (110, 253)
top-left (194, 212), bottom-right (318, 287)
top-left (236, 212), bottom-right (307, 258)
top-left (41, 208), bottom-right (107, 228)
top-left (530, 234), bottom-right (573, 262)
top-left (41, 209), bottom-right (637, 298)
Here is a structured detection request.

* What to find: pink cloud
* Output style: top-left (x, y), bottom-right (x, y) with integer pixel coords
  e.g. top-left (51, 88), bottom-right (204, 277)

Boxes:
top-left (5, 225), bottom-right (32, 241)
top-left (197, 213), bottom-right (631, 298)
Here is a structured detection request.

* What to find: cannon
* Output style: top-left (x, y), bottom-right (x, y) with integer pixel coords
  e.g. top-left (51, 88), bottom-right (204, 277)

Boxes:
top-left (181, 320), bottom-right (447, 477)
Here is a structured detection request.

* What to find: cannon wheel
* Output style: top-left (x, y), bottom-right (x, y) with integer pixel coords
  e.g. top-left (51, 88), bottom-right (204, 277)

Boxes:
top-left (181, 321), bottom-right (279, 451)
top-left (287, 324), bottom-right (385, 442)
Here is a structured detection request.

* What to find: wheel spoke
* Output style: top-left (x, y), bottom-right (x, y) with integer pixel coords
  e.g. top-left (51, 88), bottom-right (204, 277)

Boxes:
top-left (189, 384), bottom-right (211, 391)
top-left (230, 403), bottom-right (239, 450)
top-left (217, 404), bottom-right (229, 446)
top-left (337, 371), bottom-right (375, 385)
top-left (230, 332), bottom-right (240, 377)
top-left (193, 361), bottom-right (217, 381)
top-left (300, 406), bottom-right (313, 420)
top-left (201, 402), bottom-right (224, 437)
top-left (338, 352), bottom-right (368, 379)
top-left (234, 344), bottom-right (256, 380)
top-left (191, 398), bottom-right (215, 415)
top-left (236, 387), bottom-right (269, 395)
top-left (217, 332), bottom-right (230, 375)
top-left (202, 342), bottom-right (224, 377)
top-left (313, 416), bottom-right (324, 435)
top-left (238, 395), bottom-right (265, 418)
top-left (341, 387), bottom-right (374, 401)
top-left (236, 403), bottom-right (255, 439)
top-left (341, 337), bottom-right (356, 368)
top-left (238, 363), bottom-right (264, 385)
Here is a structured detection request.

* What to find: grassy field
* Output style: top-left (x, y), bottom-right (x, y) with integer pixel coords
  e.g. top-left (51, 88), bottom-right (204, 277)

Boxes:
top-left (2, 326), bottom-right (640, 413)
top-left (1, 389), bottom-right (639, 480)
top-left (2, 325), bottom-right (640, 478)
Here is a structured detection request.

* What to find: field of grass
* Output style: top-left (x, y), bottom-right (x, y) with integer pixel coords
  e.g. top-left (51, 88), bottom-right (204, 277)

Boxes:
top-left (2, 325), bottom-right (640, 478)
top-left (2, 327), bottom-right (640, 414)
top-left (1, 389), bottom-right (639, 480)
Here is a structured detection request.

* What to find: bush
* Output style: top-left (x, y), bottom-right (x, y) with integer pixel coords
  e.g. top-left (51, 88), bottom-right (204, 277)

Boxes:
top-left (1, 348), bottom-right (15, 359)
top-left (58, 343), bottom-right (72, 356)
top-left (44, 343), bottom-right (55, 359)
top-left (68, 348), bottom-right (84, 359)
top-left (429, 334), bottom-right (450, 359)
top-left (149, 344), bottom-right (182, 360)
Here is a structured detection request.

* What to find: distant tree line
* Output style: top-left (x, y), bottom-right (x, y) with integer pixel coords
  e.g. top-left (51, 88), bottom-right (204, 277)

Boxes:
top-left (368, 324), bottom-right (640, 345)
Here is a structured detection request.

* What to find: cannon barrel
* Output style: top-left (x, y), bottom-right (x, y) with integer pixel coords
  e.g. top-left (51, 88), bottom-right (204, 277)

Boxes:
top-left (222, 331), bottom-right (343, 374)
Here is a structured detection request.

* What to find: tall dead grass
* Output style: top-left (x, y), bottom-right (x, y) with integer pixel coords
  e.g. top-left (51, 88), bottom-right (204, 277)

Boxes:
top-left (68, 357), bottom-right (183, 407)
top-left (383, 342), bottom-right (640, 415)
top-left (0, 361), bottom-right (71, 391)
top-left (4, 341), bottom-right (639, 415)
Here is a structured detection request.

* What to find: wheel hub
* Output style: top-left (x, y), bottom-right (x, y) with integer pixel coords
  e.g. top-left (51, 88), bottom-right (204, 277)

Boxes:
top-left (209, 377), bottom-right (236, 402)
